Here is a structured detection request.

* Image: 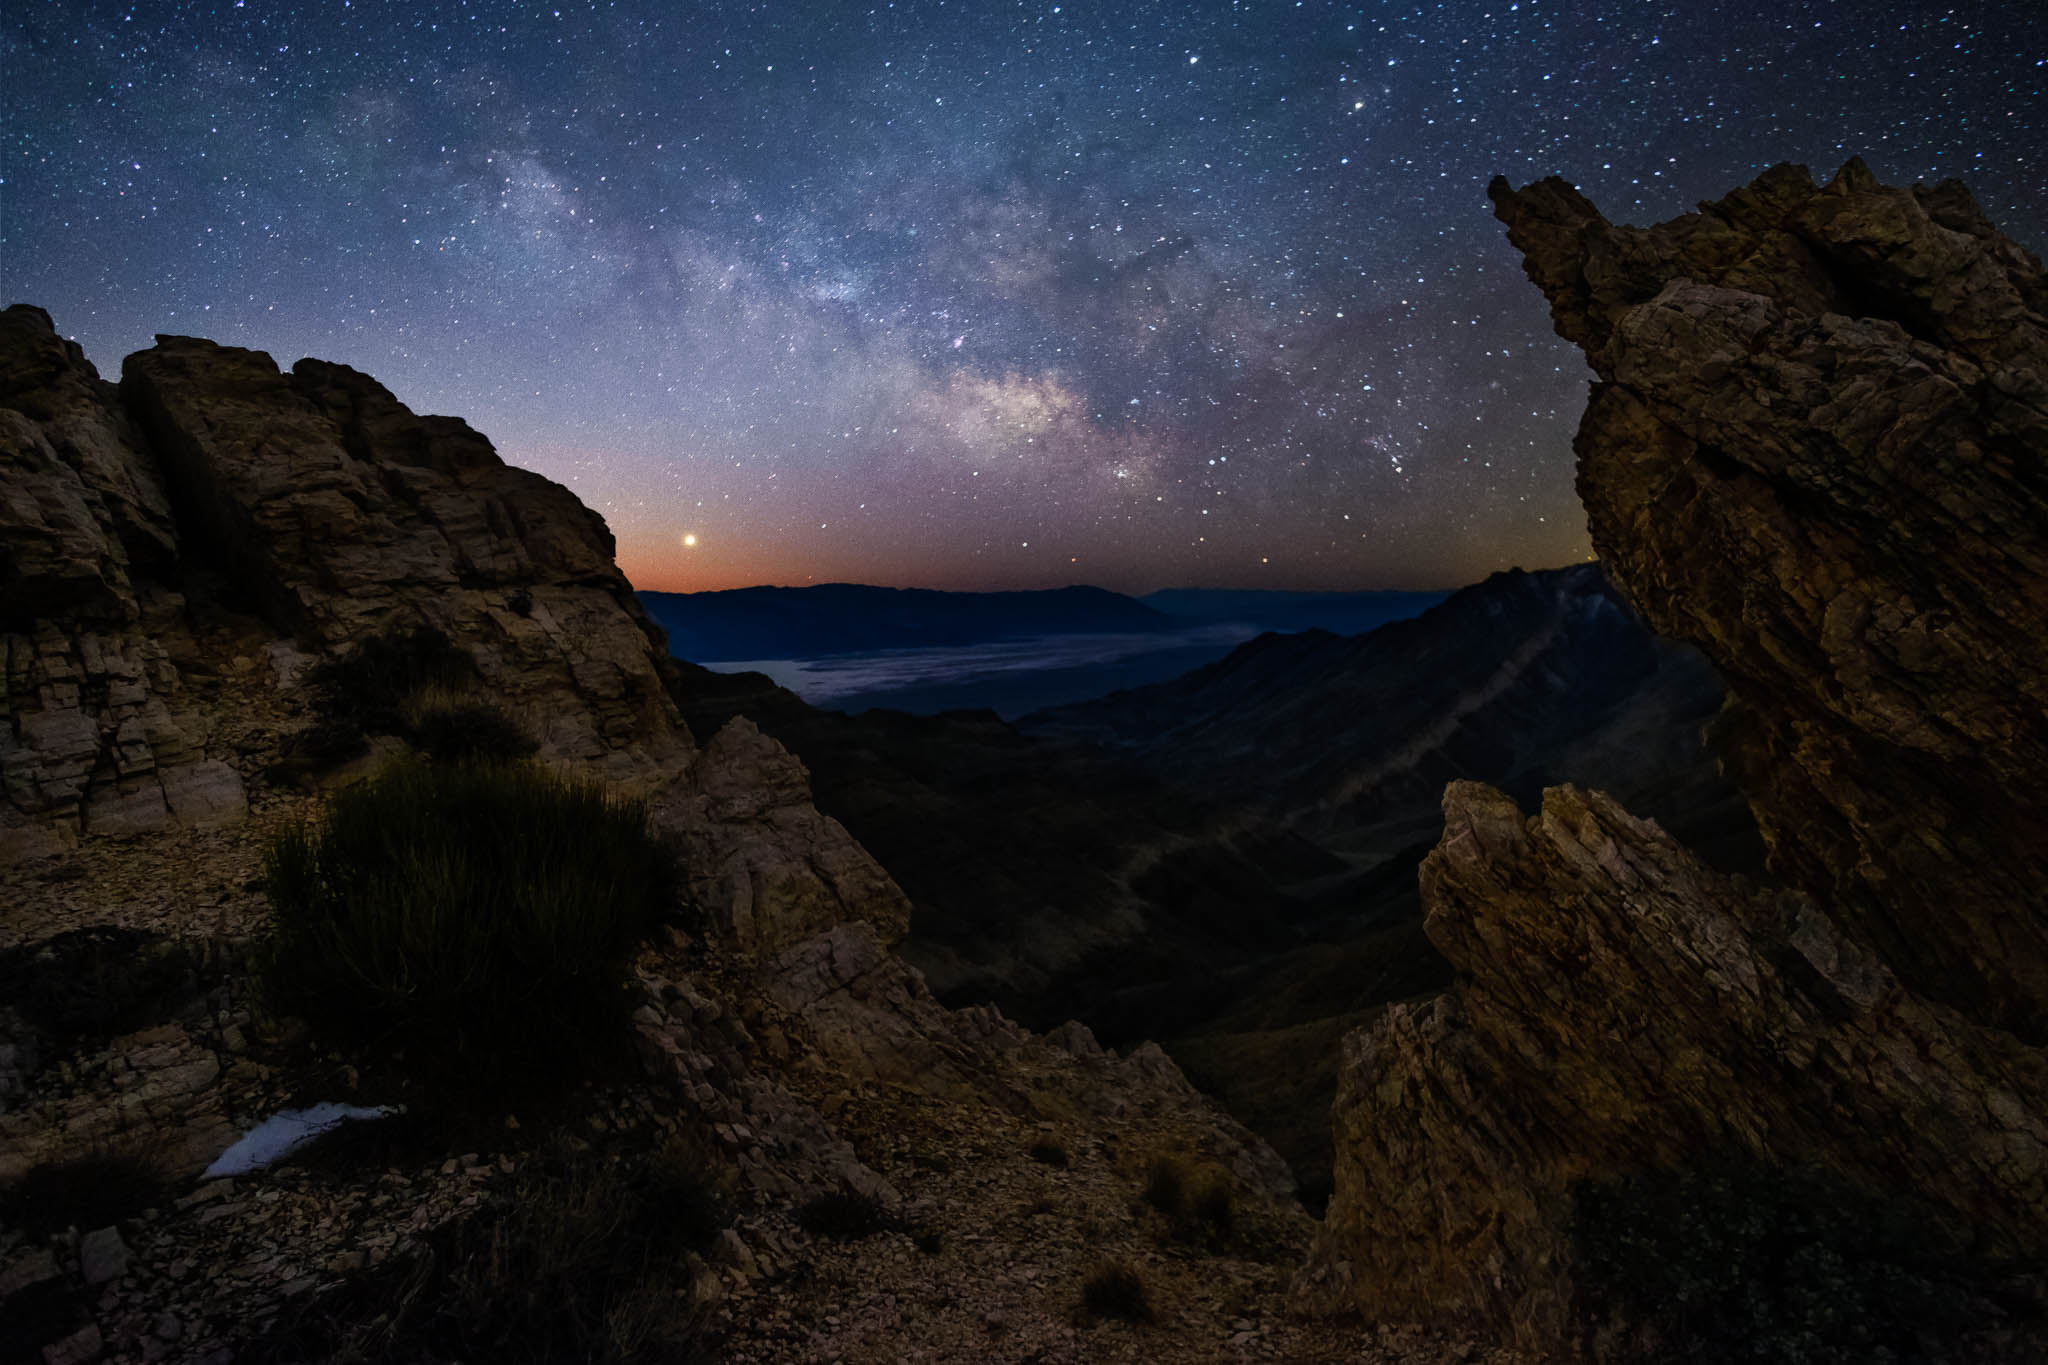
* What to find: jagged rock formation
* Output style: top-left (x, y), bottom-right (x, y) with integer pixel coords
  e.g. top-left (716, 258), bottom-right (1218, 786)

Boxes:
top-left (1, 305), bottom-right (693, 862)
top-left (1297, 782), bottom-right (2048, 1340)
top-left (671, 562), bottom-right (1761, 1204)
top-left (1301, 162), bottom-right (2048, 1353)
top-left (1495, 159), bottom-right (2048, 1041)
top-left (123, 333), bottom-right (694, 790)
top-left (2, 309), bottom-right (245, 857)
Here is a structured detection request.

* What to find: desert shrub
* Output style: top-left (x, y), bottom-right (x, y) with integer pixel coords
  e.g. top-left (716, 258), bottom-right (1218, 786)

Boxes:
top-left (795, 1189), bottom-right (890, 1241)
top-left (270, 715), bottom-right (374, 784)
top-left (309, 622), bottom-right (478, 735)
top-left (1029, 1138), bottom-right (1070, 1168)
top-left (1080, 1260), bottom-right (1153, 1323)
top-left (407, 700), bottom-right (538, 764)
top-left (1570, 1161), bottom-right (2009, 1364)
top-left (1140, 1153), bottom-right (1236, 1246)
top-left (0, 1150), bottom-right (168, 1238)
top-left (0, 927), bottom-right (216, 1058)
top-left (1142, 1155), bottom-right (1187, 1215)
top-left (280, 623), bottom-right (491, 777)
top-left (1192, 1175), bottom-right (1235, 1238)
top-left (250, 1143), bottom-right (720, 1365)
top-left (254, 758), bottom-right (672, 1097)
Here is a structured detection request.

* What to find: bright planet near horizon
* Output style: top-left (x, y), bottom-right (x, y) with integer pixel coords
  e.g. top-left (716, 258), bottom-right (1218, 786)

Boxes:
top-left (4, 1), bottom-right (2039, 594)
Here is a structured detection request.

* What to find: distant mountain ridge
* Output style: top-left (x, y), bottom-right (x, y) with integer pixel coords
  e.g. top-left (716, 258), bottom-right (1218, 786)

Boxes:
top-left (1141, 587), bottom-right (1449, 637)
top-left (1026, 563), bottom-right (1759, 871)
top-left (637, 582), bottom-right (1452, 667)
top-left (637, 583), bottom-right (1172, 661)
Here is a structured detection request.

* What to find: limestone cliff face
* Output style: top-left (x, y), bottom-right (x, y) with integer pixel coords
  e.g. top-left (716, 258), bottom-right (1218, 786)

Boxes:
top-left (1300, 163), bottom-right (2048, 1349)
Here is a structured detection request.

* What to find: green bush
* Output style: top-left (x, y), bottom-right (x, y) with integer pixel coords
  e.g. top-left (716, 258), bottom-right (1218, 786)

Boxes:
top-left (255, 758), bottom-right (673, 1096)
top-left (1570, 1160), bottom-right (2011, 1364)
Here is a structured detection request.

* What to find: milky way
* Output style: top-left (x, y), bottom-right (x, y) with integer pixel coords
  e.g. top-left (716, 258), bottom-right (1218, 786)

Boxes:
top-left (5, 2), bottom-right (2040, 591)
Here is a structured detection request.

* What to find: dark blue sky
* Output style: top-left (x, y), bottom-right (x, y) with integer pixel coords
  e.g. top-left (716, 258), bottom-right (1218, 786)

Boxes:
top-left (5, 1), bottom-right (2040, 590)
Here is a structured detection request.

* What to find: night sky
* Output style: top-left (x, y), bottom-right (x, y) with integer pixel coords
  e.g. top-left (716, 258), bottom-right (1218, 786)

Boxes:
top-left (4, 3), bottom-right (2040, 593)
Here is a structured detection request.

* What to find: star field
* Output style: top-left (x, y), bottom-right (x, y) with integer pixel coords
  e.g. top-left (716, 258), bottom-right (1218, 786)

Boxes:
top-left (4, 1), bottom-right (2040, 591)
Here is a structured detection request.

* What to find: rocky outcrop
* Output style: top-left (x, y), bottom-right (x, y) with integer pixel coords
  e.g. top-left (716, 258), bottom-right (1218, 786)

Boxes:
top-left (1491, 159), bottom-right (2048, 1041)
top-left (1297, 782), bottom-right (2048, 1339)
top-left (3, 307), bottom-right (1347, 1364)
top-left (1, 307), bottom-right (247, 859)
top-left (1302, 163), bottom-right (2048, 1351)
top-left (2, 307), bottom-right (697, 859)
top-left (121, 336), bottom-right (693, 789)
top-left (651, 716), bottom-right (912, 958)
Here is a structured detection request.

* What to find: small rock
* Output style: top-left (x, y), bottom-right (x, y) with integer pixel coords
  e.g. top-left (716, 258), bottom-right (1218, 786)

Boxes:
top-left (77, 1227), bottom-right (130, 1286)
top-left (151, 1311), bottom-right (183, 1342)
top-left (40, 1322), bottom-right (104, 1365)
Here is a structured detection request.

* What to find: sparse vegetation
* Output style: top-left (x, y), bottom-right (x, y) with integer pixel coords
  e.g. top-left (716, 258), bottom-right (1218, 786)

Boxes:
top-left (1028, 1138), bottom-right (1070, 1168)
top-left (250, 1141), bottom-right (721, 1365)
top-left (276, 621), bottom-right (537, 777)
top-left (1142, 1154), bottom-right (1187, 1215)
top-left (309, 621), bottom-right (478, 736)
top-left (405, 696), bottom-right (539, 764)
top-left (1141, 1152), bottom-right (1237, 1246)
top-left (1570, 1160), bottom-right (2020, 1364)
top-left (254, 757), bottom-right (673, 1099)
top-left (795, 1188), bottom-right (890, 1241)
top-left (1080, 1260), bottom-right (1154, 1323)
top-left (0, 926), bottom-right (219, 1058)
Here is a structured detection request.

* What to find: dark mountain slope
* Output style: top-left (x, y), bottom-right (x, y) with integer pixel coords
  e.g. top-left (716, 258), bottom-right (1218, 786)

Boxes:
top-left (1027, 562), bottom-right (1760, 872)
top-left (638, 582), bottom-right (1174, 661)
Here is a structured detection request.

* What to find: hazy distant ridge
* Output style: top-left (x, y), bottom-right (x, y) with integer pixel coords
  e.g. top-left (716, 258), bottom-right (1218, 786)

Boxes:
top-left (637, 583), bottom-right (1173, 662)
top-left (639, 582), bottom-right (1449, 665)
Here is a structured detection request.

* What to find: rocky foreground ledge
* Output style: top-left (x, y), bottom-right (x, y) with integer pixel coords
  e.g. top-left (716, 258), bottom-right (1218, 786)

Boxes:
top-left (2, 306), bottom-right (1481, 1362)
top-left (1299, 162), bottom-right (2048, 1356)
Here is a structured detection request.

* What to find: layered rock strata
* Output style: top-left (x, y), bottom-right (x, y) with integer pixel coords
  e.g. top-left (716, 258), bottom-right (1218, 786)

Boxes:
top-left (1301, 162), bottom-right (2048, 1350)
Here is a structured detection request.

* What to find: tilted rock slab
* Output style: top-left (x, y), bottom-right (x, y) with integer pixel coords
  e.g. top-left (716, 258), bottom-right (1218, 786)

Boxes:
top-left (1491, 159), bottom-right (2048, 1040)
top-left (1295, 782), bottom-right (2048, 1344)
